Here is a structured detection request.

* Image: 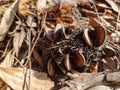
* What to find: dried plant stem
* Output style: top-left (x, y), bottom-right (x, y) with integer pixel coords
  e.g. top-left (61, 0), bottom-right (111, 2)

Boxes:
top-left (14, 56), bottom-right (24, 67)
top-left (89, 0), bottom-right (101, 22)
top-left (28, 17), bottom-right (32, 90)
top-left (24, 12), bottom-right (47, 66)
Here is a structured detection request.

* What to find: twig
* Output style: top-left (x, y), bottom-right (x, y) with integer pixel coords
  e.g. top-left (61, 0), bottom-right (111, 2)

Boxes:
top-left (24, 12), bottom-right (47, 66)
top-left (89, 0), bottom-right (101, 22)
top-left (59, 72), bottom-right (120, 90)
top-left (28, 16), bottom-right (32, 90)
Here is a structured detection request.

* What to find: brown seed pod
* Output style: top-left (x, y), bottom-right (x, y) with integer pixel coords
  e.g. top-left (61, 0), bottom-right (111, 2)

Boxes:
top-left (93, 26), bottom-right (106, 47)
top-left (71, 51), bottom-right (85, 67)
top-left (103, 46), bottom-right (116, 57)
top-left (102, 57), bottom-right (117, 71)
top-left (83, 28), bottom-right (93, 47)
top-left (48, 57), bottom-right (67, 76)
top-left (47, 59), bottom-right (56, 76)
top-left (83, 26), bottom-right (106, 47)
top-left (64, 54), bottom-right (72, 71)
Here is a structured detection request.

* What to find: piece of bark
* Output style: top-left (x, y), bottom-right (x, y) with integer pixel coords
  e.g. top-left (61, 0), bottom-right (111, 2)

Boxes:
top-left (59, 72), bottom-right (120, 90)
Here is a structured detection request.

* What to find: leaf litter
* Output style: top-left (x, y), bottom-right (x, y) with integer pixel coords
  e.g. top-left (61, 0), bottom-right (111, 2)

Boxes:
top-left (0, 0), bottom-right (120, 90)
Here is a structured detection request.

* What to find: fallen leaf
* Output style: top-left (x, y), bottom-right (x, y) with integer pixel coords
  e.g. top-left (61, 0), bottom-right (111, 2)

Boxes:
top-left (0, 0), bottom-right (19, 41)
top-left (96, 2), bottom-right (110, 9)
top-left (0, 50), bottom-right (15, 68)
top-left (13, 30), bottom-right (20, 57)
top-left (0, 78), bottom-right (7, 90)
top-left (18, 28), bottom-right (26, 48)
top-left (105, 0), bottom-right (120, 14)
top-left (13, 27), bottom-right (26, 57)
top-left (0, 67), bottom-right (54, 90)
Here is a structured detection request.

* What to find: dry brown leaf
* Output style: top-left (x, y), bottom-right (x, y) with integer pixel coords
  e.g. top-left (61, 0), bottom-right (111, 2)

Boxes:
top-left (0, 67), bottom-right (54, 90)
top-left (96, 2), bottom-right (110, 9)
top-left (102, 11), bottom-right (115, 20)
top-left (0, 0), bottom-right (19, 41)
top-left (13, 31), bottom-right (20, 57)
top-left (0, 78), bottom-right (7, 90)
top-left (105, 0), bottom-right (120, 13)
top-left (13, 28), bottom-right (26, 57)
top-left (100, 17), bottom-right (115, 29)
top-left (19, 28), bottom-right (26, 48)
